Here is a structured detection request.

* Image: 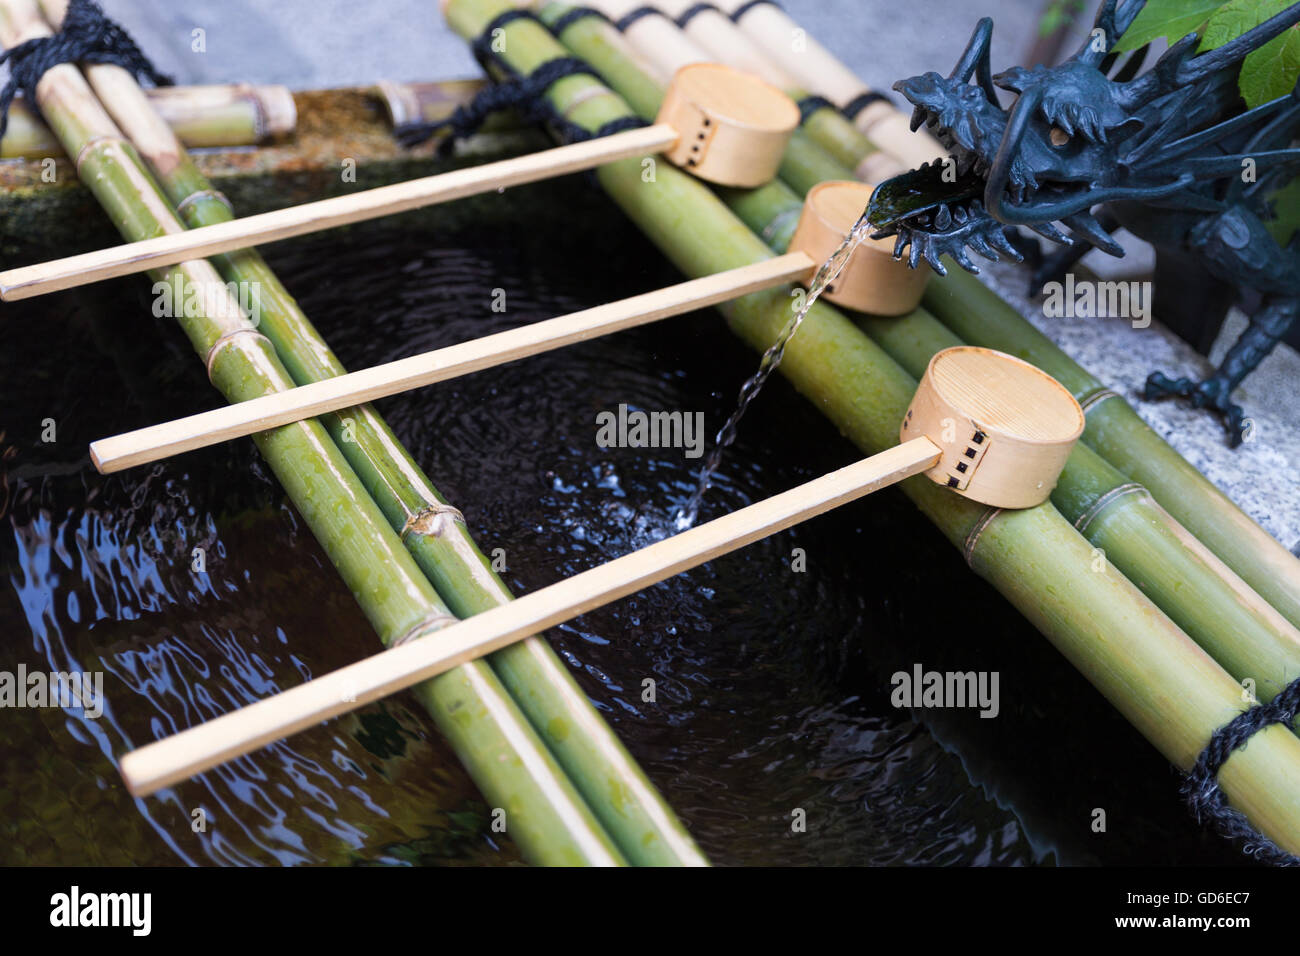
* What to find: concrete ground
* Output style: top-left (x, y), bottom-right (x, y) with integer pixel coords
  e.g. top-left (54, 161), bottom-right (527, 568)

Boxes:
top-left (65, 1), bottom-right (1299, 549)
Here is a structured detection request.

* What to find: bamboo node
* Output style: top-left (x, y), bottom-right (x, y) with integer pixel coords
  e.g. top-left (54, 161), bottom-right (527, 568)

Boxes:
top-left (1078, 387), bottom-right (1122, 416)
top-left (401, 502), bottom-right (467, 540)
top-left (175, 188), bottom-right (234, 220)
top-left (389, 610), bottom-right (460, 647)
top-left (72, 134), bottom-right (119, 173)
top-left (1073, 482), bottom-right (1148, 535)
top-left (962, 506), bottom-right (1002, 567)
top-left (203, 328), bottom-right (272, 382)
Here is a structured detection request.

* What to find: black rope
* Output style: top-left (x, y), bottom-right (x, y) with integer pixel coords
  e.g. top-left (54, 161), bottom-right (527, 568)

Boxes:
top-left (796, 94), bottom-right (836, 124)
top-left (730, 0), bottom-right (780, 22)
top-left (842, 90), bottom-right (893, 120)
top-left (0, 0), bottom-right (171, 140)
top-left (676, 3), bottom-right (721, 27)
top-left (614, 7), bottom-right (668, 31)
top-left (548, 6), bottom-right (612, 36)
top-left (1183, 676), bottom-right (1300, 866)
top-left (396, 9), bottom-right (646, 154)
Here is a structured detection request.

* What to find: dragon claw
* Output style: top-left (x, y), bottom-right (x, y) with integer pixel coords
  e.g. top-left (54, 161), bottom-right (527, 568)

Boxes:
top-left (1144, 371), bottom-right (1249, 447)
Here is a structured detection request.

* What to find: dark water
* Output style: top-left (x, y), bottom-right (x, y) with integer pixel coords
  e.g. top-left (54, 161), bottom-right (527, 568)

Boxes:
top-left (0, 181), bottom-right (1250, 866)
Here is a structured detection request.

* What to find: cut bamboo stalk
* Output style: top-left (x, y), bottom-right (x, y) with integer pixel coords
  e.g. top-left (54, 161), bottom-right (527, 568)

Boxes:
top-left (90, 254), bottom-right (813, 472)
top-left (583, 0), bottom-right (709, 80)
top-left (563, 0), bottom-right (901, 183)
top-left (4, 0), bottom-right (628, 867)
top-left (0, 83), bottom-right (294, 158)
top-left (0, 123), bottom-right (679, 300)
top-left (639, 0), bottom-right (904, 181)
top-left (719, 0), bottom-right (944, 169)
top-left (41, 0), bottom-right (706, 866)
top-left (446, 0), bottom-right (1300, 854)
top-left (121, 442), bottom-right (944, 797)
top-left (372, 78), bottom-right (493, 128)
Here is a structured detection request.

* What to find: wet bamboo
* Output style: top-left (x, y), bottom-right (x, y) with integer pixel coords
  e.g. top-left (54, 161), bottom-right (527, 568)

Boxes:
top-left (1, 0), bottom-right (626, 867)
top-left (446, 0), bottom-right (1300, 852)
top-left (0, 83), bottom-right (294, 158)
top-left (717, 0), bottom-right (945, 169)
top-left (36, 0), bottom-right (705, 866)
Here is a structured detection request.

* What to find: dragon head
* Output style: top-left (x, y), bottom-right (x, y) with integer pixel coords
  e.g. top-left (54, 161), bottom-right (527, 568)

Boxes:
top-left (894, 2), bottom-right (1146, 229)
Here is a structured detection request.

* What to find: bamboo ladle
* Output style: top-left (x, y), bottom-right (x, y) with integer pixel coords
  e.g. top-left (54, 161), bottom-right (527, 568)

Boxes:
top-left (0, 62), bottom-right (799, 301)
top-left (119, 346), bottom-right (1083, 796)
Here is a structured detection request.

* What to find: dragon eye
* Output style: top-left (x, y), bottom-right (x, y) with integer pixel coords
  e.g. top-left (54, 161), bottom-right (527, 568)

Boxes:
top-left (1049, 126), bottom-right (1071, 147)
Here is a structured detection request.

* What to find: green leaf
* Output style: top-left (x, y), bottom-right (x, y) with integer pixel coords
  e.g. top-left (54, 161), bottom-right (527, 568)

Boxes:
top-left (1263, 179), bottom-right (1300, 246)
top-left (1114, 0), bottom-right (1225, 52)
top-left (1239, 24), bottom-right (1300, 107)
top-left (1199, 0), bottom-right (1293, 51)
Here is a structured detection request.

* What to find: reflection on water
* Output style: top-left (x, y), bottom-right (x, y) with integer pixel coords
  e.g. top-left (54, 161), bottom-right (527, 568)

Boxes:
top-left (0, 185), bottom-right (1250, 866)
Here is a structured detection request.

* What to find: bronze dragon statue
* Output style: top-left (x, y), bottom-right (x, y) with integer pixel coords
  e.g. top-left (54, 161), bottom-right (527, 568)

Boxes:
top-left (867, 0), bottom-right (1300, 445)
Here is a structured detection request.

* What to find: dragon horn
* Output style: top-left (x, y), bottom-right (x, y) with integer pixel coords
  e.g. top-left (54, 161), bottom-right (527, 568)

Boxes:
top-left (949, 17), bottom-right (1000, 104)
top-left (1076, 0), bottom-right (1120, 65)
top-left (1115, 0), bottom-right (1147, 36)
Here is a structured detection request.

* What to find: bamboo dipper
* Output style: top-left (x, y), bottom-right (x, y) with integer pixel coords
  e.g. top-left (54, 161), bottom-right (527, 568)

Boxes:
top-left (0, 62), bottom-right (797, 300)
top-left (119, 346), bottom-right (1082, 796)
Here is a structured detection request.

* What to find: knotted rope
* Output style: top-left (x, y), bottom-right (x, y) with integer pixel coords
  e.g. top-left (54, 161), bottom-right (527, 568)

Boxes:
top-left (0, 0), bottom-right (171, 140)
top-left (1184, 676), bottom-right (1300, 866)
top-left (395, 8), bottom-right (646, 152)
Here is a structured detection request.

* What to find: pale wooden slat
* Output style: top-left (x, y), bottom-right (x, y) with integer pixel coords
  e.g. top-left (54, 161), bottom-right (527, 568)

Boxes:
top-left (118, 437), bottom-right (943, 797)
top-left (90, 253), bottom-right (814, 473)
top-left (0, 123), bottom-right (679, 300)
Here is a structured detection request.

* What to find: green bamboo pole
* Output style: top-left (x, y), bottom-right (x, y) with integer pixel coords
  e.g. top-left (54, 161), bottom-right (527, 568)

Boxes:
top-left (0, 0), bottom-right (626, 867)
top-left (0, 84), bottom-right (287, 158)
top-left (925, 269), bottom-right (1300, 632)
top-left (37, 0), bottom-right (703, 868)
top-left (447, 0), bottom-right (1300, 852)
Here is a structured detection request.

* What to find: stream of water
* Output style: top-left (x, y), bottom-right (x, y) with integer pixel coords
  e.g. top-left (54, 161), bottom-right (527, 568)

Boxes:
top-left (676, 212), bottom-right (875, 530)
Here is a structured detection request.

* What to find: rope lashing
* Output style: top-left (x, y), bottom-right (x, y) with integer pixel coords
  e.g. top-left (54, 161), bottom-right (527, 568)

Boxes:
top-left (614, 6), bottom-right (670, 31)
top-left (796, 94), bottom-right (837, 125)
top-left (396, 9), bottom-right (647, 152)
top-left (1184, 675), bottom-right (1300, 866)
top-left (729, 0), bottom-right (781, 22)
top-left (0, 0), bottom-right (171, 140)
top-left (842, 90), bottom-right (894, 120)
top-left (548, 6), bottom-right (613, 36)
top-left (675, 3), bottom-right (723, 27)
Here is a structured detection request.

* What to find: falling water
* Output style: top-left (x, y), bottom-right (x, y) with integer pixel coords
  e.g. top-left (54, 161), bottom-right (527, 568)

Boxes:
top-left (676, 210), bottom-right (876, 530)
